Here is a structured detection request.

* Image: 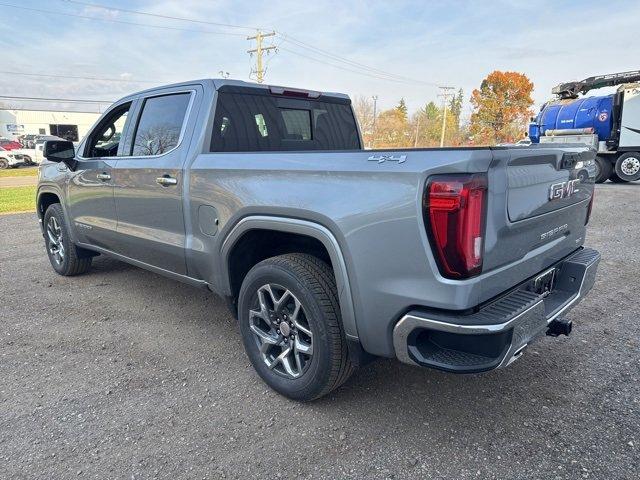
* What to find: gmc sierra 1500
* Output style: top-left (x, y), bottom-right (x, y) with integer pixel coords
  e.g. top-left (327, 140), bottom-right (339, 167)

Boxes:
top-left (37, 79), bottom-right (600, 401)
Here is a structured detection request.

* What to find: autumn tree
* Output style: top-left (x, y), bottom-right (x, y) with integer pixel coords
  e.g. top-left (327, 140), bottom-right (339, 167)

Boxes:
top-left (411, 93), bottom-right (467, 148)
top-left (375, 99), bottom-right (411, 148)
top-left (469, 71), bottom-right (534, 145)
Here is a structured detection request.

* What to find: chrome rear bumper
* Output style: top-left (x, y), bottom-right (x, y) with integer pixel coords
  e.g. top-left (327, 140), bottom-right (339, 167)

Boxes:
top-left (393, 247), bottom-right (600, 373)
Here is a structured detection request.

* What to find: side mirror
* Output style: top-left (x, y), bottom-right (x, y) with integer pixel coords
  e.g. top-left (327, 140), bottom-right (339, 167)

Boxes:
top-left (44, 140), bottom-right (77, 170)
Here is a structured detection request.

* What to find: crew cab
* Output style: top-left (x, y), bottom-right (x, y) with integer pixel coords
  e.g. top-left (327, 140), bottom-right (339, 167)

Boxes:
top-left (37, 79), bottom-right (600, 401)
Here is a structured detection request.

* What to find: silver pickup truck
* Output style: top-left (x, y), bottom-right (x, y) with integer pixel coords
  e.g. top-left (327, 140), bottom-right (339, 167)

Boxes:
top-left (37, 79), bottom-right (600, 401)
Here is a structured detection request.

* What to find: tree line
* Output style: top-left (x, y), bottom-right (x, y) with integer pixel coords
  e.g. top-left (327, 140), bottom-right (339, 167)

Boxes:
top-left (354, 70), bottom-right (535, 148)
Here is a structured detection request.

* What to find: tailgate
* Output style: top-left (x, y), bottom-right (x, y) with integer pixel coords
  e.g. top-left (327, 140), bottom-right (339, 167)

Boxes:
top-left (482, 145), bottom-right (596, 278)
top-left (507, 148), bottom-right (594, 221)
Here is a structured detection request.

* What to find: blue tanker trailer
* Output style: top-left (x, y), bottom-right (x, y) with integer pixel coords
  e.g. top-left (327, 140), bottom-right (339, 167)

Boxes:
top-left (529, 70), bottom-right (640, 183)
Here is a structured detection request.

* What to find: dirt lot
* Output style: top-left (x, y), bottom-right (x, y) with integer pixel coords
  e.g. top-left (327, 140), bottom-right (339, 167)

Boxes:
top-left (0, 184), bottom-right (638, 479)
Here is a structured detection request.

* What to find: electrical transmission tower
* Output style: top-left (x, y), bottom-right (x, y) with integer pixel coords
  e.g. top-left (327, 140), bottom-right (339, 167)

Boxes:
top-left (247, 30), bottom-right (277, 83)
top-left (438, 86), bottom-right (455, 147)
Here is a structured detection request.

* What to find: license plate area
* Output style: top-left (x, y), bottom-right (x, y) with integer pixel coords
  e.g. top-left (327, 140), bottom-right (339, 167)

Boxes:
top-left (530, 268), bottom-right (557, 296)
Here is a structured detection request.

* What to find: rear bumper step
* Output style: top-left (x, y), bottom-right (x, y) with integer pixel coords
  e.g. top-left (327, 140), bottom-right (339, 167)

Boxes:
top-left (393, 247), bottom-right (600, 373)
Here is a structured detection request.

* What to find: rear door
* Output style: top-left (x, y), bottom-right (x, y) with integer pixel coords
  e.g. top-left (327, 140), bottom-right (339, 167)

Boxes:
top-left (112, 87), bottom-right (198, 274)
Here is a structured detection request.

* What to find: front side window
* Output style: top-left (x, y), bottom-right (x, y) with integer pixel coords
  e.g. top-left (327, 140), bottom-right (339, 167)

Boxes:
top-left (85, 103), bottom-right (130, 158)
top-left (131, 93), bottom-right (191, 156)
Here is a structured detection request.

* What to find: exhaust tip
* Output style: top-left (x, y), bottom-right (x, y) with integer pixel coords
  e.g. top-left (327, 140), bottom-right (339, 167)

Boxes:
top-left (547, 318), bottom-right (573, 337)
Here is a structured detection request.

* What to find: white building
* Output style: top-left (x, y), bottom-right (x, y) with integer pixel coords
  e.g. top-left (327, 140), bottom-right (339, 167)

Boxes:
top-left (0, 109), bottom-right (102, 142)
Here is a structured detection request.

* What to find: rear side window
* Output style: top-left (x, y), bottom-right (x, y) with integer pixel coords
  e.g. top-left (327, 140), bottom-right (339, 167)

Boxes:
top-left (131, 93), bottom-right (191, 156)
top-left (210, 92), bottom-right (360, 152)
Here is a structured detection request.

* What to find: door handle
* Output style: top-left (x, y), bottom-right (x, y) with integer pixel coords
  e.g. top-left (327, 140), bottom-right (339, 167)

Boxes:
top-left (97, 172), bottom-right (111, 181)
top-left (156, 175), bottom-right (178, 186)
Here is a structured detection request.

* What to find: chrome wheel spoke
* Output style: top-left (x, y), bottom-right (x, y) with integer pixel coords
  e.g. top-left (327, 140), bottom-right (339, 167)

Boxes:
top-left (294, 336), bottom-right (313, 356)
top-left (46, 228), bottom-right (57, 245)
top-left (280, 354), bottom-right (298, 378)
top-left (293, 319), bottom-right (312, 337)
top-left (250, 323), bottom-right (279, 346)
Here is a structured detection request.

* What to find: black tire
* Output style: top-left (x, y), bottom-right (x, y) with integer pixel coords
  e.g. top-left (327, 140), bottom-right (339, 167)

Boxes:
top-left (614, 152), bottom-right (640, 182)
top-left (594, 156), bottom-right (612, 183)
top-left (0, 158), bottom-right (8, 169)
top-left (609, 171), bottom-right (628, 183)
top-left (43, 203), bottom-right (93, 276)
top-left (238, 253), bottom-right (355, 401)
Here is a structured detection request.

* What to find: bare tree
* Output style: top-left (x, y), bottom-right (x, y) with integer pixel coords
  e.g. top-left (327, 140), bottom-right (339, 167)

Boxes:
top-left (353, 95), bottom-right (374, 135)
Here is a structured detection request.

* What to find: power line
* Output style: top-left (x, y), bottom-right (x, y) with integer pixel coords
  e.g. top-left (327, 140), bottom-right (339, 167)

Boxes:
top-left (58, 0), bottom-right (446, 87)
top-left (278, 46), bottom-right (434, 85)
top-left (0, 70), bottom-right (161, 84)
top-left (0, 2), bottom-right (247, 36)
top-left (277, 34), bottom-right (442, 87)
top-left (2, 1), bottom-right (451, 89)
top-left (62, 0), bottom-right (261, 31)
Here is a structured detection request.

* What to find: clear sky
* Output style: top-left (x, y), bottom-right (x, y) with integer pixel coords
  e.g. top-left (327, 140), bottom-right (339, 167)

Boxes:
top-left (0, 0), bottom-right (638, 116)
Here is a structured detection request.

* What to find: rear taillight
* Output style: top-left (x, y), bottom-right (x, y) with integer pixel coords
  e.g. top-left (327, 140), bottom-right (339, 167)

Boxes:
top-left (424, 174), bottom-right (488, 279)
top-left (585, 188), bottom-right (595, 225)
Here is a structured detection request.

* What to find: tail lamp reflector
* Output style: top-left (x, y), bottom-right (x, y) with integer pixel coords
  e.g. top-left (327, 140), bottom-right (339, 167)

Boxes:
top-left (425, 174), bottom-right (488, 279)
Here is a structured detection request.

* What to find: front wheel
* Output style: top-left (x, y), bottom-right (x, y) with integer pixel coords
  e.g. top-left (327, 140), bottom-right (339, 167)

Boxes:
top-left (614, 152), bottom-right (640, 182)
top-left (0, 158), bottom-right (8, 169)
top-left (43, 203), bottom-right (93, 276)
top-left (238, 253), bottom-right (354, 401)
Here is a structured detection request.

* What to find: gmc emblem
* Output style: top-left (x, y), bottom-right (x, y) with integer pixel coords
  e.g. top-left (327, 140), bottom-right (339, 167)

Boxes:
top-left (549, 179), bottom-right (580, 201)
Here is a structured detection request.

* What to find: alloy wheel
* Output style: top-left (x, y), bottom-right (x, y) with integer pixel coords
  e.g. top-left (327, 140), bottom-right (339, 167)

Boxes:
top-left (621, 156), bottom-right (640, 176)
top-left (46, 216), bottom-right (65, 265)
top-left (248, 284), bottom-right (313, 379)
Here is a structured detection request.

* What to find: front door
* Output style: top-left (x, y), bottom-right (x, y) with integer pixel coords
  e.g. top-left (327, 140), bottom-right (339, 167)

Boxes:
top-left (112, 90), bottom-right (195, 275)
top-left (67, 102), bottom-right (132, 250)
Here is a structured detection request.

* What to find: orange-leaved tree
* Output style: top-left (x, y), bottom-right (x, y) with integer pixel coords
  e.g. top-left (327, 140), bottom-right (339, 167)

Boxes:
top-left (469, 71), bottom-right (534, 145)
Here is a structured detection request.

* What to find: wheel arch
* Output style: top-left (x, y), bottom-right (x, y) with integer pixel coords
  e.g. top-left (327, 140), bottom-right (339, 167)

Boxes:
top-left (221, 216), bottom-right (359, 341)
top-left (36, 187), bottom-right (77, 241)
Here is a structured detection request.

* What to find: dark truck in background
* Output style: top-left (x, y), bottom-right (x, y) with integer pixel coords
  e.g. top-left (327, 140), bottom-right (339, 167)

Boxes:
top-left (37, 79), bottom-right (600, 401)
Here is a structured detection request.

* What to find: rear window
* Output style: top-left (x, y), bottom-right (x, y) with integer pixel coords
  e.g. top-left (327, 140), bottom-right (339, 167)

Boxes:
top-left (131, 93), bottom-right (191, 156)
top-left (210, 92), bottom-right (360, 152)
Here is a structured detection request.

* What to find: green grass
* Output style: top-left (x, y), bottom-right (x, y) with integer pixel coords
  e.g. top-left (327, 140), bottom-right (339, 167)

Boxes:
top-left (0, 167), bottom-right (38, 178)
top-left (0, 185), bottom-right (36, 214)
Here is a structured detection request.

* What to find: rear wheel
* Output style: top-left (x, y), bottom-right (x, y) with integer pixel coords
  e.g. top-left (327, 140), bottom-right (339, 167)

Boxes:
top-left (609, 170), bottom-right (628, 183)
top-left (43, 203), bottom-right (93, 276)
top-left (594, 156), bottom-right (612, 183)
top-left (614, 152), bottom-right (640, 182)
top-left (238, 253), bottom-right (354, 401)
top-left (0, 158), bottom-right (8, 169)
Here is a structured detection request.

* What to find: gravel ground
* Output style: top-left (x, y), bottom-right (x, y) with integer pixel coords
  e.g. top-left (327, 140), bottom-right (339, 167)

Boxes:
top-left (1, 184), bottom-right (638, 479)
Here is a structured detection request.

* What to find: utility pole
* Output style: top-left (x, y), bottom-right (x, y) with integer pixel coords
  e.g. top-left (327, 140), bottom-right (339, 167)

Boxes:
top-left (438, 86), bottom-right (455, 147)
top-left (371, 95), bottom-right (378, 149)
top-left (414, 116), bottom-right (420, 148)
top-left (247, 30), bottom-right (276, 83)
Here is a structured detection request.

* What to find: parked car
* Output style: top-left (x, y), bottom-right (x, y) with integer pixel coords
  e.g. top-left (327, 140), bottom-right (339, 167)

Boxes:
top-left (11, 148), bottom-right (37, 165)
top-left (0, 138), bottom-right (23, 151)
top-left (0, 145), bottom-right (26, 169)
top-left (20, 134), bottom-right (39, 149)
top-left (36, 79), bottom-right (601, 401)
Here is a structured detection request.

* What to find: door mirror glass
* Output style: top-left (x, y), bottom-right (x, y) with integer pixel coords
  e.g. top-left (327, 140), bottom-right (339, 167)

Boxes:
top-left (44, 140), bottom-right (75, 161)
